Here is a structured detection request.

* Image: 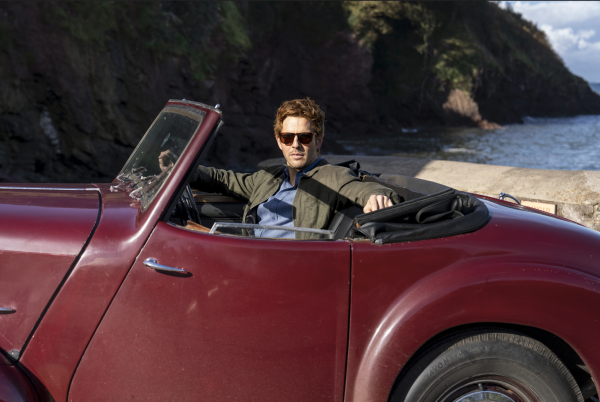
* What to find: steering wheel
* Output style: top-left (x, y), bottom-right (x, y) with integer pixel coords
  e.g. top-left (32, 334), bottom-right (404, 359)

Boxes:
top-left (177, 184), bottom-right (202, 225)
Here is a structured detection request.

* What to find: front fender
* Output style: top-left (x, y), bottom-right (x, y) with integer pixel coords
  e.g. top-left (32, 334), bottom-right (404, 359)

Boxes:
top-left (348, 261), bottom-right (600, 402)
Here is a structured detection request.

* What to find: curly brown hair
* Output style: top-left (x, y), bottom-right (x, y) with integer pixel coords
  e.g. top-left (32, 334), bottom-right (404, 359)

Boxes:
top-left (273, 98), bottom-right (325, 142)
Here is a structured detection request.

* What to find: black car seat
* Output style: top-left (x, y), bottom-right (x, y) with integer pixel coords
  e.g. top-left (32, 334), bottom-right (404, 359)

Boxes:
top-left (328, 205), bottom-right (363, 239)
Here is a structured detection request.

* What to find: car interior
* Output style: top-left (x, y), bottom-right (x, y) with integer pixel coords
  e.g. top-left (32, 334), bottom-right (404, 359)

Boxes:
top-left (169, 160), bottom-right (490, 244)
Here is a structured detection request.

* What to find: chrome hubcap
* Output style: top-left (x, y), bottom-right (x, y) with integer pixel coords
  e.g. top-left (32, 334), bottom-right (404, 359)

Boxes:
top-left (455, 390), bottom-right (516, 402)
top-left (441, 379), bottom-right (533, 402)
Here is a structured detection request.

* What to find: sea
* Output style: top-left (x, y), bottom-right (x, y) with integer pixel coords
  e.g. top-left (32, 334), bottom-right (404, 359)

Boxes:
top-left (331, 83), bottom-right (600, 171)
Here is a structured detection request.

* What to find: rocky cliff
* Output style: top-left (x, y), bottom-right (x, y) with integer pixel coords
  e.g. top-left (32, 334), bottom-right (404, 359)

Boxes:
top-left (0, 1), bottom-right (599, 183)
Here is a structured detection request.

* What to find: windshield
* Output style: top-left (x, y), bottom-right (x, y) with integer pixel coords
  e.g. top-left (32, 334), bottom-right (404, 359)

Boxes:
top-left (117, 107), bottom-right (205, 210)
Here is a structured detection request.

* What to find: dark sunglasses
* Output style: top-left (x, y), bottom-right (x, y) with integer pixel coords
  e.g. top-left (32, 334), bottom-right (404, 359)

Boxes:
top-left (279, 132), bottom-right (315, 146)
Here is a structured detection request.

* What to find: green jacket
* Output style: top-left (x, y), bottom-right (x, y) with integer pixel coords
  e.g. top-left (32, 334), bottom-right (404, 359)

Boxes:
top-left (190, 158), bottom-right (400, 239)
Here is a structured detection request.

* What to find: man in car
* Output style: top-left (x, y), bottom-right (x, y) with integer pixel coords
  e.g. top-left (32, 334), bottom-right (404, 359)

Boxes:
top-left (189, 98), bottom-right (400, 238)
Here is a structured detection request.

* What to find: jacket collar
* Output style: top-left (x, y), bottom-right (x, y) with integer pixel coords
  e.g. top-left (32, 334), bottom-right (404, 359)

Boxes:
top-left (304, 158), bottom-right (329, 178)
top-left (250, 158), bottom-right (329, 211)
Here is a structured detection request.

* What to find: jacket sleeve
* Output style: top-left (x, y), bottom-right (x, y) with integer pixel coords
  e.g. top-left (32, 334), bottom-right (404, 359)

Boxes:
top-left (335, 170), bottom-right (401, 209)
top-left (189, 165), bottom-right (257, 201)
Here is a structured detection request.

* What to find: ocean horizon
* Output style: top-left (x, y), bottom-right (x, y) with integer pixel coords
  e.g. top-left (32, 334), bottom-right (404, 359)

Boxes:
top-left (330, 83), bottom-right (600, 171)
top-left (331, 111), bottom-right (600, 172)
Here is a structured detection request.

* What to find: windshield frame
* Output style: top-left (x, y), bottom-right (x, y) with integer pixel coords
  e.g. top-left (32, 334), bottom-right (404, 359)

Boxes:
top-left (116, 106), bottom-right (206, 211)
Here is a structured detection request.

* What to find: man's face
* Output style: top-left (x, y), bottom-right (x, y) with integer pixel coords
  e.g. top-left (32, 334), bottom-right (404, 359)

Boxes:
top-left (277, 116), bottom-right (323, 171)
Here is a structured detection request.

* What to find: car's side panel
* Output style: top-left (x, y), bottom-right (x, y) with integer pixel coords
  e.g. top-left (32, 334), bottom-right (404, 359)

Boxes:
top-left (345, 201), bottom-right (600, 402)
top-left (19, 107), bottom-right (222, 402)
top-left (69, 222), bottom-right (351, 402)
top-left (0, 188), bottom-right (99, 354)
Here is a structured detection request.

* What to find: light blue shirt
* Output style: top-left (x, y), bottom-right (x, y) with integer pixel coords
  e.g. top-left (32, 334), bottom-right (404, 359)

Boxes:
top-left (255, 158), bottom-right (323, 238)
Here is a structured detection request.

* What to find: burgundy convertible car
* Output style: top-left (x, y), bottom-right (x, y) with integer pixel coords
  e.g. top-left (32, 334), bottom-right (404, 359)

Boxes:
top-left (1, 100), bottom-right (599, 402)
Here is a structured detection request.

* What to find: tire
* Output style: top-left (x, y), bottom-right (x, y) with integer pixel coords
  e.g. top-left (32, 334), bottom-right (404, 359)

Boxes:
top-left (390, 330), bottom-right (584, 402)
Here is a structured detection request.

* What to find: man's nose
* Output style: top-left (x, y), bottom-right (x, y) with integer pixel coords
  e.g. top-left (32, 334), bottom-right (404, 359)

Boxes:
top-left (292, 135), bottom-right (301, 148)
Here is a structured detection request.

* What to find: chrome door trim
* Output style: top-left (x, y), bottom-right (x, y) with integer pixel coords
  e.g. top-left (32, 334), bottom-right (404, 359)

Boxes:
top-left (209, 222), bottom-right (335, 239)
top-left (0, 187), bottom-right (99, 191)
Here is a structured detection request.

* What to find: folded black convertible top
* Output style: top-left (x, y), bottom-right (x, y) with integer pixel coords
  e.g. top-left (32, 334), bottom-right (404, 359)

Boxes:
top-left (338, 173), bottom-right (490, 244)
top-left (351, 190), bottom-right (489, 244)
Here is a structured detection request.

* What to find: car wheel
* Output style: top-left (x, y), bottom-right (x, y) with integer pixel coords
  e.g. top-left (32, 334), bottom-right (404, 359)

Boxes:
top-left (390, 330), bottom-right (584, 402)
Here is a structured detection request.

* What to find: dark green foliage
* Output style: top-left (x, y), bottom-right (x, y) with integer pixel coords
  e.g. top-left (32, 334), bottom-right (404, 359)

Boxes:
top-left (245, 1), bottom-right (350, 47)
top-left (46, 1), bottom-right (252, 81)
top-left (143, 2), bottom-right (222, 81)
top-left (220, 2), bottom-right (251, 50)
top-left (47, 2), bottom-right (123, 47)
top-left (33, 1), bottom-right (591, 108)
top-left (344, 1), bottom-right (572, 100)
top-left (0, 22), bottom-right (12, 53)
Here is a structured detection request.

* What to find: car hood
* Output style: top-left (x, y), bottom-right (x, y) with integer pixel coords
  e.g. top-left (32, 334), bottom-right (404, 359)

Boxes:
top-left (0, 185), bottom-right (100, 355)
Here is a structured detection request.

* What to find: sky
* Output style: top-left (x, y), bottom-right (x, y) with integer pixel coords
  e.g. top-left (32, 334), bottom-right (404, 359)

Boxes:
top-left (501, 1), bottom-right (600, 83)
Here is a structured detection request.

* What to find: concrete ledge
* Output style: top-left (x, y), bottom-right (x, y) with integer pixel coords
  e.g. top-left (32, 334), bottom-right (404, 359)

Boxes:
top-left (259, 155), bottom-right (600, 231)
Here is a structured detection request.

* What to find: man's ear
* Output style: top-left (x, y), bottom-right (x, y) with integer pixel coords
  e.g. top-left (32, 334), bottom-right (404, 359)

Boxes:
top-left (316, 135), bottom-right (323, 151)
top-left (276, 136), bottom-right (284, 151)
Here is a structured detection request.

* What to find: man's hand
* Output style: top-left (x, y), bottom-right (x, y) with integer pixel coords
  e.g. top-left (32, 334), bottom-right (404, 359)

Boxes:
top-left (158, 150), bottom-right (174, 172)
top-left (363, 194), bottom-right (393, 213)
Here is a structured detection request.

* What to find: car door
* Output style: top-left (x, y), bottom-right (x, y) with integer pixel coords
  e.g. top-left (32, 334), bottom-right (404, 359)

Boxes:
top-left (69, 221), bottom-right (351, 402)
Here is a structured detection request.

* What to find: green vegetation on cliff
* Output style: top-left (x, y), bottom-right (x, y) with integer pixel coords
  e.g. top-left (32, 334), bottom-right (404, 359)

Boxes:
top-left (342, 1), bottom-right (586, 115)
top-left (42, 1), bottom-right (592, 111)
top-left (46, 2), bottom-right (251, 81)
top-left (0, 1), bottom-right (598, 183)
